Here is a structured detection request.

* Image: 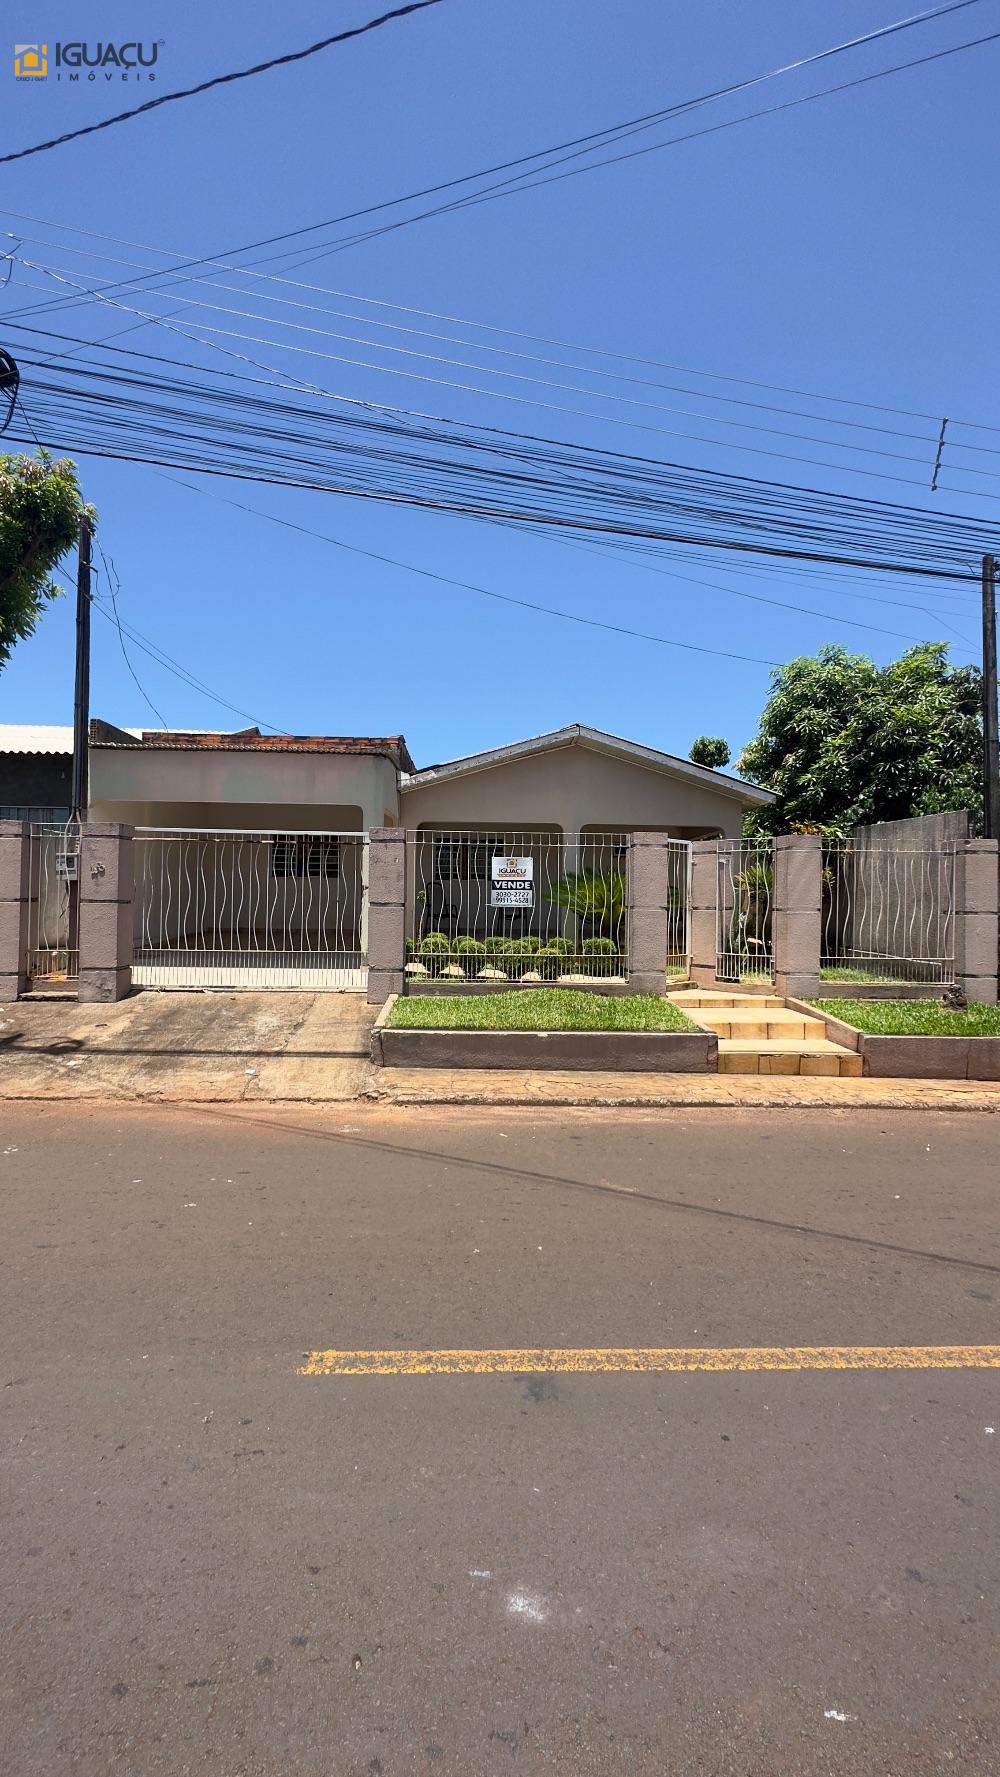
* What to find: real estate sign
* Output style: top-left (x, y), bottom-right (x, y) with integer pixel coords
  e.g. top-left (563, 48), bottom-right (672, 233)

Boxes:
top-left (491, 854), bottom-right (534, 908)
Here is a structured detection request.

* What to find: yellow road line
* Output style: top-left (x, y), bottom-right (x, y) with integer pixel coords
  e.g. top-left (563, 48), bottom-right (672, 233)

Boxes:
top-left (297, 1345), bottom-right (1000, 1377)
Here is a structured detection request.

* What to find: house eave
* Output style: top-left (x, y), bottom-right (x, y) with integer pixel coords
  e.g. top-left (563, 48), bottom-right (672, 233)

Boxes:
top-left (401, 723), bottom-right (775, 807)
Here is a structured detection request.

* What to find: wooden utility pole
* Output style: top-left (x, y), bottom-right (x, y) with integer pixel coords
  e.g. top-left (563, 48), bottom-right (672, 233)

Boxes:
top-left (983, 552), bottom-right (1000, 841)
top-left (70, 513), bottom-right (93, 822)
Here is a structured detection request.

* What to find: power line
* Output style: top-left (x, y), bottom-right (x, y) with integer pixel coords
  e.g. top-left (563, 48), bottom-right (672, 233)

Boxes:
top-left (285, 22), bottom-right (1000, 264)
top-left (2, 1), bottom-right (984, 303)
top-left (6, 209), bottom-right (1000, 446)
top-left (8, 329), bottom-right (996, 580)
top-left (156, 470), bottom-right (781, 667)
top-left (0, 2), bottom-right (448, 168)
top-left (92, 545), bottom-right (168, 726)
top-left (13, 264), bottom-right (1000, 503)
top-left (14, 250), bottom-right (1000, 486)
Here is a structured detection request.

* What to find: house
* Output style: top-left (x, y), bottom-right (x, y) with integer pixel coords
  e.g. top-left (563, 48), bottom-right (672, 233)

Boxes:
top-left (1, 717), bottom-right (774, 835)
top-left (1, 718), bottom-right (771, 834)
top-left (3, 718), bottom-right (773, 993)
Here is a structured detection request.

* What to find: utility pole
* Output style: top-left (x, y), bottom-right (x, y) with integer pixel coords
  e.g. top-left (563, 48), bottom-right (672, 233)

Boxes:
top-left (70, 513), bottom-right (93, 822)
top-left (983, 552), bottom-right (1000, 842)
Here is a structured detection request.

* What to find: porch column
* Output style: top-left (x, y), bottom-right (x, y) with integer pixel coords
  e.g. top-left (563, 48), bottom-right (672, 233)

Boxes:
top-left (78, 823), bottom-right (134, 1003)
top-left (367, 827), bottom-right (406, 1005)
top-left (628, 831), bottom-right (670, 995)
top-left (954, 839), bottom-right (998, 1004)
top-left (688, 839), bottom-right (718, 986)
top-left (771, 834), bottom-right (821, 1001)
top-left (0, 820), bottom-right (30, 1002)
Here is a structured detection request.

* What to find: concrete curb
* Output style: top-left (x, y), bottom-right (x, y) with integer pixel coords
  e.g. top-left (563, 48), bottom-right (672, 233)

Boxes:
top-left (789, 997), bottom-right (1000, 1080)
top-left (373, 1016), bottom-right (717, 1073)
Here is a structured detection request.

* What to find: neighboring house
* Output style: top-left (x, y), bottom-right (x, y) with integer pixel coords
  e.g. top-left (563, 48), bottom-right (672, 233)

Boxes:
top-left (0, 725), bottom-right (72, 821)
top-left (0, 718), bottom-right (772, 833)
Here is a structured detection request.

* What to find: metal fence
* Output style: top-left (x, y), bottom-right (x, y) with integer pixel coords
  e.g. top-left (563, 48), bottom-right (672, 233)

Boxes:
top-left (406, 829), bottom-right (631, 983)
top-left (716, 838), bottom-right (773, 982)
top-left (133, 828), bottom-right (369, 990)
top-left (821, 842), bottom-right (955, 984)
top-left (665, 839), bottom-right (692, 977)
top-left (25, 821), bottom-right (79, 990)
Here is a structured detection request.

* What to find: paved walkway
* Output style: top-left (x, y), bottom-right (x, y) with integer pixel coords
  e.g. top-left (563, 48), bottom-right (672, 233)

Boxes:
top-left (3, 992), bottom-right (1000, 1111)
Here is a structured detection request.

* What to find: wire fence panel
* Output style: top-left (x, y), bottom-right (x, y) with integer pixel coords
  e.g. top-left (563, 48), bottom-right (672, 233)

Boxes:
top-left (133, 828), bottom-right (368, 990)
top-left (821, 843), bottom-right (955, 984)
top-left (406, 830), bottom-right (631, 984)
top-left (716, 838), bottom-right (774, 982)
top-left (25, 821), bottom-right (79, 990)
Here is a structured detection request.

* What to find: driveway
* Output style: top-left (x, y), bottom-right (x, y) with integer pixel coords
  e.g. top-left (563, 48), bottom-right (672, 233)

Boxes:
top-left (0, 990), bottom-right (375, 1101)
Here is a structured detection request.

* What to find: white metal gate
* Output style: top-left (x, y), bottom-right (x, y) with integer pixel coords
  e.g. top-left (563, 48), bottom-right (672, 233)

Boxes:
top-left (133, 828), bottom-right (369, 990)
top-left (25, 822), bottom-right (79, 991)
top-left (716, 838), bottom-right (774, 982)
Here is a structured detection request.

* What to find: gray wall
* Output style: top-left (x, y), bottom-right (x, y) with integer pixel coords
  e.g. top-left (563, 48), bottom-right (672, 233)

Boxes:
top-left (850, 810), bottom-right (972, 850)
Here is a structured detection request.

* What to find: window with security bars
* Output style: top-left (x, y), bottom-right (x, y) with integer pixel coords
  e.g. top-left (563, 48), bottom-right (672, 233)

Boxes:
top-left (271, 836), bottom-right (341, 878)
top-left (432, 838), bottom-right (490, 878)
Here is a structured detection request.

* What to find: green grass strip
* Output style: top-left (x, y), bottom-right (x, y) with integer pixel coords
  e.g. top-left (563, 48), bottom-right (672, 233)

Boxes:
top-left (388, 989), bottom-right (698, 1033)
top-left (811, 999), bottom-right (1000, 1036)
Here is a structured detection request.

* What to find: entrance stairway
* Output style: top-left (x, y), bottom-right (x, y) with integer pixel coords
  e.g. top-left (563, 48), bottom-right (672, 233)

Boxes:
top-left (667, 988), bottom-right (862, 1077)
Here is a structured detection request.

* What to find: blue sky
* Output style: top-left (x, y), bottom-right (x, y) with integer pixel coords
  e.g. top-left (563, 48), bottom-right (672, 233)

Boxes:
top-left (2, 0), bottom-right (998, 769)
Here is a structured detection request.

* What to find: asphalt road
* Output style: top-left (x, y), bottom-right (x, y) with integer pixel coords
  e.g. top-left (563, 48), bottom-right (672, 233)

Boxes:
top-left (3, 1103), bottom-right (1000, 1776)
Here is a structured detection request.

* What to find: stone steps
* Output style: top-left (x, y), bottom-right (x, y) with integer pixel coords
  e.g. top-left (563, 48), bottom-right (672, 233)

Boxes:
top-left (666, 988), bottom-right (861, 1077)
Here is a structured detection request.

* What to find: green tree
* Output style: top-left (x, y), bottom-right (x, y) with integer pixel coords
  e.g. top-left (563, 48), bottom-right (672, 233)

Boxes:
top-left (0, 453), bottom-right (92, 671)
top-left (688, 735), bottom-right (731, 769)
top-left (738, 643), bottom-right (983, 834)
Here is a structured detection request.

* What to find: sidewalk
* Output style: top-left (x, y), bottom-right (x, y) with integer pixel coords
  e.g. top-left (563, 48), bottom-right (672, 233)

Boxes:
top-left (3, 992), bottom-right (1000, 1111)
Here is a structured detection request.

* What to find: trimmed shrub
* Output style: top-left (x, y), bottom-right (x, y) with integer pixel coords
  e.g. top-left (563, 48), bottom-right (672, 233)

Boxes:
top-left (453, 935), bottom-right (488, 958)
top-left (582, 936), bottom-right (618, 955)
top-left (418, 932), bottom-right (451, 959)
top-left (484, 934), bottom-right (518, 957)
top-left (519, 934), bottom-right (541, 954)
top-left (536, 943), bottom-right (571, 978)
top-left (544, 935), bottom-right (574, 957)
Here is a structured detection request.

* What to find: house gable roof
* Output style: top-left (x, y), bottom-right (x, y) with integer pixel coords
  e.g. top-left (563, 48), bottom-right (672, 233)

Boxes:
top-left (89, 720), bottom-right (414, 773)
top-left (401, 723), bottom-right (774, 806)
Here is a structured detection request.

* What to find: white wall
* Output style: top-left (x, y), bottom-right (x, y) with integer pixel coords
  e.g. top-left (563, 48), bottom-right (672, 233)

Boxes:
top-left (89, 746), bottom-right (400, 832)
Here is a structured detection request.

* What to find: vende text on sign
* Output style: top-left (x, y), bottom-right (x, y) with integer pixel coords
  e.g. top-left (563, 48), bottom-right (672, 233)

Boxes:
top-left (491, 855), bottom-right (534, 908)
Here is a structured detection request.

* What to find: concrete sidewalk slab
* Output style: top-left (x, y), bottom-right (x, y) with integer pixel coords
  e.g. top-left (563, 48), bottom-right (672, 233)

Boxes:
top-left (0, 991), bottom-right (375, 1102)
top-left (369, 1065), bottom-right (1000, 1112)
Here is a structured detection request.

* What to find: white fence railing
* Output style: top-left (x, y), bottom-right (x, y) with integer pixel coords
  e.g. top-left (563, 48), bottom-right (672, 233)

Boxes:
top-left (25, 821), bottom-right (79, 989)
top-left (716, 838), bottom-right (773, 982)
top-left (133, 828), bottom-right (369, 990)
top-left (406, 829), bottom-right (632, 983)
top-left (821, 842), bottom-right (956, 984)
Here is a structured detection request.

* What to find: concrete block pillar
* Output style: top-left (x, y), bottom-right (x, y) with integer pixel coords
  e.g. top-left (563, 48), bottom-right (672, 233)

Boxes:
top-left (689, 839), bottom-right (719, 986)
top-left (78, 823), bottom-right (134, 1003)
top-left (954, 839), bottom-right (998, 1004)
top-left (771, 834), bottom-right (821, 1001)
top-left (627, 832), bottom-right (673, 996)
top-left (367, 827), bottom-right (406, 1005)
top-left (0, 820), bottom-right (30, 1002)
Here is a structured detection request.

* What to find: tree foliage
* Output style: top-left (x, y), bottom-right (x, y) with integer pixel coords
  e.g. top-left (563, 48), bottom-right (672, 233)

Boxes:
top-left (738, 643), bottom-right (983, 834)
top-left (688, 734), bottom-right (731, 768)
top-left (0, 453), bottom-right (92, 671)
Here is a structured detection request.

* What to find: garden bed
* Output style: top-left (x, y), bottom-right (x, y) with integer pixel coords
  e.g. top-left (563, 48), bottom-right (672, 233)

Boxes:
top-left (372, 991), bottom-right (716, 1072)
top-left (800, 998), bottom-right (1000, 1080)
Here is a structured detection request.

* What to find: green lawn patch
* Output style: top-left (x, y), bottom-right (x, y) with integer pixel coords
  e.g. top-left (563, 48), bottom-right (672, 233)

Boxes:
top-left (811, 999), bottom-right (1000, 1036)
top-left (388, 989), bottom-right (698, 1033)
